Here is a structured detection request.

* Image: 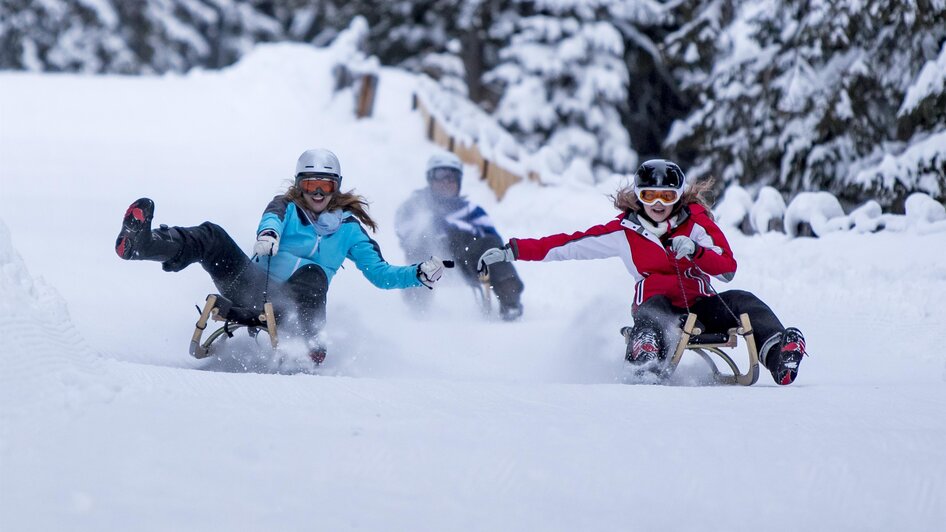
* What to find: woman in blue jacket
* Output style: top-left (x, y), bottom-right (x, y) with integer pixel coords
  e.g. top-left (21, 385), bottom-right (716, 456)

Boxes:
top-left (116, 149), bottom-right (445, 363)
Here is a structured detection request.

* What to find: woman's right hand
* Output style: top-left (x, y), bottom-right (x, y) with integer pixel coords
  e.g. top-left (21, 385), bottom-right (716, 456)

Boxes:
top-left (418, 256), bottom-right (446, 289)
top-left (254, 230), bottom-right (279, 257)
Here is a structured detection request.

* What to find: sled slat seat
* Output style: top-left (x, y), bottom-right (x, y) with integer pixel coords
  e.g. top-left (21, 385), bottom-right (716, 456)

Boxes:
top-left (209, 295), bottom-right (265, 327)
top-left (686, 331), bottom-right (734, 347)
top-left (668, 312), bottom-right (760, 385)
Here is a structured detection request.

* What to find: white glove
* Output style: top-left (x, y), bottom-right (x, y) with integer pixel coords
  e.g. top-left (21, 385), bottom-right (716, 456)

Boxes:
top-left (477, 245), bottom-right (515, 274)
top-left (418, 256), bottom-right (445, 289)
top-left (671, 235), bottom-right (696, 260)
top-left (254, 230), bottom-right (279, 257)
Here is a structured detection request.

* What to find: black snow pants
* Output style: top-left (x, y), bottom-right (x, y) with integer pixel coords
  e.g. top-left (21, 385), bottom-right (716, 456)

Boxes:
top-left (163, 222), bottom-right (328, 343)
top-left (403, 228), bottom-right (524, 310)
top-left (631, 290), bottom-right (785, 365)
top-left (445, 228), bottom-right (523, 308)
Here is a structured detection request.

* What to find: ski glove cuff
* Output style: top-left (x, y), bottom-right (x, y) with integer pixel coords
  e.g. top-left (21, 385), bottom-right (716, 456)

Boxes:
top-left (418, 256), bottom-right (446, 289)
top-left (254, 230), bottom-right (279, 257)
top-left (670, 235), bottom-right (697, 260)
top-left (477, 245), bottom-right (515, 275)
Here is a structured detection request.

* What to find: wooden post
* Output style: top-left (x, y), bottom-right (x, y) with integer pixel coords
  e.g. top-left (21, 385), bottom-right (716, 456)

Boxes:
top-left (355, 73), bottom-right (378, 119)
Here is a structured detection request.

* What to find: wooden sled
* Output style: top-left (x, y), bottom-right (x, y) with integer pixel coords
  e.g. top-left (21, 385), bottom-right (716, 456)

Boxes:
top-left (621, 313), bottom-right (760, 385)
top-left (189, 294), bottom-right (278, 359)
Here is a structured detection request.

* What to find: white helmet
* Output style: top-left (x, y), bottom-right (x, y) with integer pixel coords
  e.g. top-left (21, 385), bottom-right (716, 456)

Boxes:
top-left (426, 152), bottom-right (463, 175)
top-left (295, 149), bottom-right (342, 186)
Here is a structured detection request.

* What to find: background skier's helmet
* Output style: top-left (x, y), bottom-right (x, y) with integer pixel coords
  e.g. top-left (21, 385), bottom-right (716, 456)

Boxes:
top-left (426, 152), bottom-right (463, 185)
top-left (295, 149), bottom-right (342, 187)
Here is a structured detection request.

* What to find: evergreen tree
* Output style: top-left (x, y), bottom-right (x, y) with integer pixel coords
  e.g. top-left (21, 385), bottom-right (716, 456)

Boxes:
top-left (486, 0), bottom-right (642, 182)
top-left (664, 0), bottom-right (946, 207)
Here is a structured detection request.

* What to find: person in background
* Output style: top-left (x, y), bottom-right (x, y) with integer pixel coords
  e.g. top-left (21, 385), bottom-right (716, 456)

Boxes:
top-left (116, 148), bottom-right (445, 364)
top-left (477, 159), bottom-right (807, 384)
top-left (395, 152), bottom-right (524, 321)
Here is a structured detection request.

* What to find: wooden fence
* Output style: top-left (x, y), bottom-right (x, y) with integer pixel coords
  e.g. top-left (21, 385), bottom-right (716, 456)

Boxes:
top-left (412, 93), bottom-right (539, 200)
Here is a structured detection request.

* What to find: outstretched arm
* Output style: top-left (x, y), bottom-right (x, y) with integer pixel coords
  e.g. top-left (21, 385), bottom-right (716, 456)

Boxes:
top-left (346, 222), bottom-right (424, 289)
top-left (510, 216), bottom-right (627, 262)
top-left (477, 216), bottom-right (629, 274)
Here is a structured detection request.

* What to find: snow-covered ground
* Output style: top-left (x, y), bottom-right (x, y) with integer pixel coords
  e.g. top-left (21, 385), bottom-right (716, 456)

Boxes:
top-left (1, 44), bottom-right (945, 531)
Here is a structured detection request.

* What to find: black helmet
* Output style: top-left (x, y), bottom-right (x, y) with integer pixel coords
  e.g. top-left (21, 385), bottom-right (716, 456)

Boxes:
top-left (633, 159), bottom-right (686, 191)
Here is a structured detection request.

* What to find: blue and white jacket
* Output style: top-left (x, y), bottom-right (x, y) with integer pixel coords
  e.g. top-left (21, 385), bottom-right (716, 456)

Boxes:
top-left (257, 195), bottom-right (422, 289)
top-left (395, 189), bottom-right (500, 254)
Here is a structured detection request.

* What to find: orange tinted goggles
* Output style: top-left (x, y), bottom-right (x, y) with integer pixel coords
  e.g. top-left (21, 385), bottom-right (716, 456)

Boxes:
top-left (637, 188), bottom-right (680, 205)
top-left (299, 178), bottom-right (337, 195)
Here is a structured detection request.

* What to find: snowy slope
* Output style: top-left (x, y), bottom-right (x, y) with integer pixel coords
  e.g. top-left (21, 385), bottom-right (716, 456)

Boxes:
top-left (1, 44), bottom-right (945, 531)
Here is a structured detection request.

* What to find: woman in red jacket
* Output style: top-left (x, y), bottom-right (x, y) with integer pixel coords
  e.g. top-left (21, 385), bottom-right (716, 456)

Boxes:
top-left (477, 159), bottom-right (807, 385)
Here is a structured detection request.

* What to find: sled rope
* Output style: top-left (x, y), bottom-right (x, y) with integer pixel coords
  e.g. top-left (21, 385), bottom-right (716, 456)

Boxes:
top-left (669, 249), bottom-right (691, 312)
top-left (669, 248), bottom-right (740, 324)
top-left (219, 254), bottom-right (256, 298)
top-left (703, 278), bottom-right (740, 323)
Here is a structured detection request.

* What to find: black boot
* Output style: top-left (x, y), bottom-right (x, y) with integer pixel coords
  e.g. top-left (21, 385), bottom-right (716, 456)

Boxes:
top-left (115, 198), bottom-right (154, 260)
top-left (492, 277), bottom-right (524, 321)
top-left (115, 198), bottom-right (183, 263)
top-left (768, 327), bottom-right (807, 385)
top-left (626, 327), bottom-right (663, 365)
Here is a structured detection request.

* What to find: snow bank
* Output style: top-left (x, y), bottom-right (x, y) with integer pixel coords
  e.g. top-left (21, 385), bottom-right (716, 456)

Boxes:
top-left (0, 217), bottom-right (117, 414)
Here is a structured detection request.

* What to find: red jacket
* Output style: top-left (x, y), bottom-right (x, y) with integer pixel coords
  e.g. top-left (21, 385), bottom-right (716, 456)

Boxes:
top-left (510, 204), bottom-right (736, 311)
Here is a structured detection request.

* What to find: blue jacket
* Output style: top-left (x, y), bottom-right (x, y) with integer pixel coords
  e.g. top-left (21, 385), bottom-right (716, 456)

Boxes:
top-left (257, 195), bottom-right (422, 289)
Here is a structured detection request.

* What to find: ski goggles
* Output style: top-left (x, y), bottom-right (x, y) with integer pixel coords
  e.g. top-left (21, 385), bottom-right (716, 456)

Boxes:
top-left (427, 167), bottom-right (462, 182)
top-left (298, 176), bottom-right (338, 196)
top-left (636, 187), bottom-right (681, 206)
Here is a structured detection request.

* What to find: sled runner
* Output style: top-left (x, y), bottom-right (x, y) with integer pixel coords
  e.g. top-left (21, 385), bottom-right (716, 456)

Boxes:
top-left (622, 313), bottom-right (760, 385)
top-left (190, 294), bottom-right (278, 359)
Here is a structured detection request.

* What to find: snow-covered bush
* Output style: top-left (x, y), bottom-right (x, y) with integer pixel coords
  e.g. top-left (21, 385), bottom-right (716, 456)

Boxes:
top-left (901, 192), bottom-right (946, 234)
top-left (847, 201), bottom-right (884, 234)
top-left (783, 192), bottom-right (848, 238)
top-left (714, 184), bottom-right (753, 232)
top-left (329, 16), bottom-right (379, 85)
top-left (749, 187), bottom-right (787, 234)
top-left (420, 39), bottom-right (468, 97)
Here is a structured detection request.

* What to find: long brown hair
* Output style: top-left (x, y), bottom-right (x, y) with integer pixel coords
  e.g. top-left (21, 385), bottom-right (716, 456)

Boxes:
top-left (612, 177), bottom-right (718, 220)
top-left (286, 186), bottom-right (379, 232)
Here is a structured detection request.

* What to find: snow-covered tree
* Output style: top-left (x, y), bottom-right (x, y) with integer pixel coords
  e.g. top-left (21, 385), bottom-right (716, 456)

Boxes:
top-left (0, 0), bottom-right (284, 74)
top-left (0, 0), bottom-right (137, 73)
top-left (486, 0), bottom-right (644, 183)
top-left (664, 0), bottom-right (946, 208)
